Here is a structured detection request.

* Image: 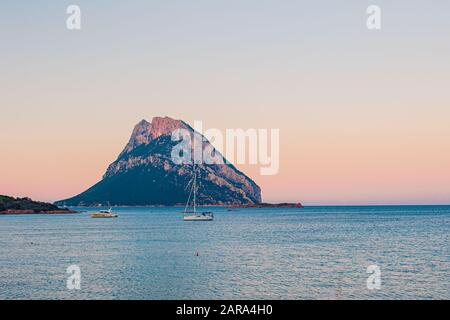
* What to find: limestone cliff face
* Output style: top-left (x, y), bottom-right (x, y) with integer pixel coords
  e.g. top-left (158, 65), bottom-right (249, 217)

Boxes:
top-left (59, 117), bottom-right (262, 206)
top-left (118, 117), bottom-right (189, 157)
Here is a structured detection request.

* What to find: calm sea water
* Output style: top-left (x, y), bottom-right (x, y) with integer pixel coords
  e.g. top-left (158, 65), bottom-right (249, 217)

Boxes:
top-left (0, 206), bottom-right (448, 300)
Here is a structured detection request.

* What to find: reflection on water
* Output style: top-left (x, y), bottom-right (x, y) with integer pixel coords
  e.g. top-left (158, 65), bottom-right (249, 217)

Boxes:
top-left (0, 206), bottom-right (449, 299)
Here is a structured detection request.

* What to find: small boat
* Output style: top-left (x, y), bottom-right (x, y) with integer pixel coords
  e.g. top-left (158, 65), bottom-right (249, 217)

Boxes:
top-left (90, 207), bottom-right (118, 218)
top-left (183, 164), bottom-right (214, 221)
top-left (183, 211), bottom-right (214, 221)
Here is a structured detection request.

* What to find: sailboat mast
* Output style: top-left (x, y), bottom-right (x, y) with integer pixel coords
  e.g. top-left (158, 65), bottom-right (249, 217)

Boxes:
top-left (193, 163), bottom-right (196, 213)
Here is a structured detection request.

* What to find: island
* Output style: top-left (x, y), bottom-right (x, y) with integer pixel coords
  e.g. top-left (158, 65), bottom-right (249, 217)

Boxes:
top-left (0, 195), bottom-right (78, 215)
top-left (229, 203), bottom-right (303, 209)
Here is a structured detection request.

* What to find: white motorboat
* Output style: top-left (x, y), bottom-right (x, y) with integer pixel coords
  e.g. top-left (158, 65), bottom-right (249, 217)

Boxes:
top-left (90, 205), bottom-right (118, 218)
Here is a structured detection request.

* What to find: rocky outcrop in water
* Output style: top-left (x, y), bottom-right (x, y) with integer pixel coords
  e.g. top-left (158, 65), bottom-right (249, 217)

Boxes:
top-left (0, 195), bottom-right (76, 214)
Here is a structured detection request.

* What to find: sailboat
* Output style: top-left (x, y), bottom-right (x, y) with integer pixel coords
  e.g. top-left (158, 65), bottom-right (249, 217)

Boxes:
top-left (183, 164), bottom-right (214, 221)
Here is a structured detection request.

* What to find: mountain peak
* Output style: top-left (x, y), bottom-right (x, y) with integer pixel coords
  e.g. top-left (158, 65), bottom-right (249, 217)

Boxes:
top-left (150, 116), bottom-right (186, 140)
top-left (119, 119), bottom-right (152, 156)
top-left (120, 116), bottom-right (186, 157)
top-left (59, 117), bottom-right (262, 206)
top-left (137, 119), bottom-right (150, 126)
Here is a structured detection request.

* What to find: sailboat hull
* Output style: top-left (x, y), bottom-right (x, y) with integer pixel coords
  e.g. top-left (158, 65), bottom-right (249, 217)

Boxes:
top-left (183, 214), bottom-right (214, 221)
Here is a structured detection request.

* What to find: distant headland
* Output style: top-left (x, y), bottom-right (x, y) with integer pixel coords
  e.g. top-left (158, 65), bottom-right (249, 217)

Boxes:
top-left (0, 195), bottom-right (77, 215)
top-left (230, 203), bottom-right (303, 209)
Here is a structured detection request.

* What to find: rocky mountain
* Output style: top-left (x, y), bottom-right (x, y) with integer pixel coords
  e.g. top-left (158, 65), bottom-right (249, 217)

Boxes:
top-left (58, 117), bottom-right (262, 206)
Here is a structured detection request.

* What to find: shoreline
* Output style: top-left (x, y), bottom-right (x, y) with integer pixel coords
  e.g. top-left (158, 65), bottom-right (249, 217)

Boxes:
top-left (62, 204), bottom-right (305, 209)
top-left (228, 203), bottom-right (303, 209)
top-left (0, 210), bottom-right (79, 215)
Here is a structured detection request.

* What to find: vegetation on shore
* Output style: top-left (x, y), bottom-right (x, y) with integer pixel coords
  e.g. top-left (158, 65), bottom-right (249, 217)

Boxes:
top-left (0, 195), bottom-right (76, 214)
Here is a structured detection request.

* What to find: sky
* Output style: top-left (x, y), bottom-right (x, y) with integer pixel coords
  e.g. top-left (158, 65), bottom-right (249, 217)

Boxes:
top-left (1, 0), bottom-right (450, 205)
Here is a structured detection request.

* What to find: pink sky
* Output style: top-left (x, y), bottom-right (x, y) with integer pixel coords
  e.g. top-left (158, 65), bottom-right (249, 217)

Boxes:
top-left (1, 1), bottom-right (450, 205)
top-left (1, 110), bottom-right (449, 205)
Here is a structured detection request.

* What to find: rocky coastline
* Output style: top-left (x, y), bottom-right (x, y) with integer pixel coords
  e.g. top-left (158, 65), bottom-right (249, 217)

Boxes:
top-left (0, 195), bottom-right (78, 215)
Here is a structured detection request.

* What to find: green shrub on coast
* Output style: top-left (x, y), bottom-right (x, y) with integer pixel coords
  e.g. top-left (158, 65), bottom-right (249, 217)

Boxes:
top-left (0, 195), bottom-right (62, 213)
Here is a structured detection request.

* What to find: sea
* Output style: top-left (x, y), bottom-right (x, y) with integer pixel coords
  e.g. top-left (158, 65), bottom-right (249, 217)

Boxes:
top-left (0, 206), bottom-right (448, 300)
